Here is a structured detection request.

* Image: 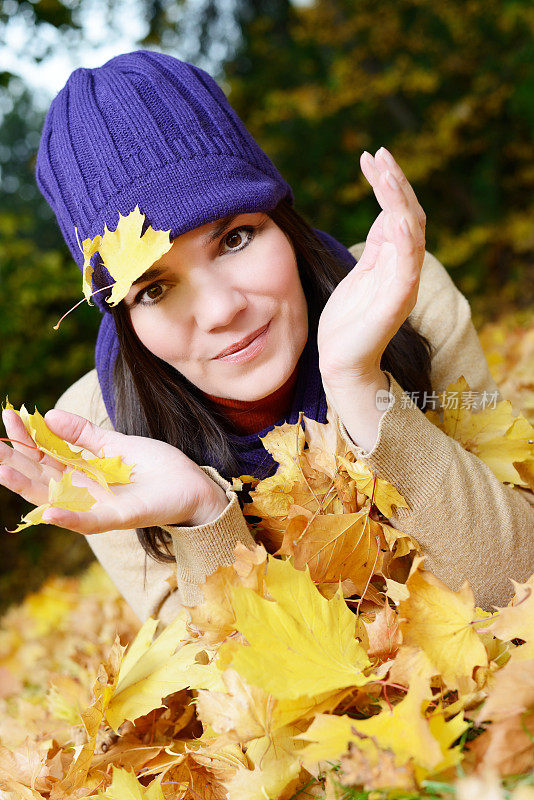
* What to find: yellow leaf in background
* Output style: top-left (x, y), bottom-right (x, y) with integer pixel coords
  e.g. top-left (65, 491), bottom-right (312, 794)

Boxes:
top-left (75, 227), bottom-right (102, 306)
top-left (92, 765), bottom-right (165, 799)
top-left (348, 675), bottom-right (468, 779)
top-left (3, 399), bottom-right (133, 489)
top-left (426, 375), bottom-right (534, 486)
top-left (6, 471), bottom-right (97, 533)
top-left (218, 556), bottom-right (372, 700)
top-left (105, 611), bottom-right (224, 733)
top-left (223, 721), bottom-right (308, 800)
top-left (50, 636), bottom-right (126, 799)
top-left (97, 205), bottom-right (172, 306)
top-left (398, 566), bottom-right (488, 690)
top-left (337, 455), bottom-right (409, 516)
top-left (485, 575), bottom-right (534, 653)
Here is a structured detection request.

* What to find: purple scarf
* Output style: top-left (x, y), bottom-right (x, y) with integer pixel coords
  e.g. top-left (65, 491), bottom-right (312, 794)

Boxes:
top-left (95, 227), bottom-right (356, 480)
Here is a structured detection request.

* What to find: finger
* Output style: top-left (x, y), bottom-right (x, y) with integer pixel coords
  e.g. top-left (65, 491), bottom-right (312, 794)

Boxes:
top-left (42, 502), bottom-right (131, 536)
top-left (0, 464), bottom-right (51, 506)
top-left (43, 409), bottom-right (113, 459)
top-left (0, 435), bottom-right (64, 486)
top-left (393, 216), bottom-right (424, 300)
top-left (1, 408), bottom-right (66, 473)
top-left (375, 148), bottom-right (426, 229)
top-left (361, 150), bottom-right (426, 230)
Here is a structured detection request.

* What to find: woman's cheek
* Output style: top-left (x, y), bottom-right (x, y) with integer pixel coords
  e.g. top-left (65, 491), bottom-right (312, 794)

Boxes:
top-left (133, 316), bottom-right (189, 363)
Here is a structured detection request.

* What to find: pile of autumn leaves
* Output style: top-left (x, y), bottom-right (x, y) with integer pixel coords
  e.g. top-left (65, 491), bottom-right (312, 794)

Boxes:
top-left (1, 374), bottom-right (534, 799)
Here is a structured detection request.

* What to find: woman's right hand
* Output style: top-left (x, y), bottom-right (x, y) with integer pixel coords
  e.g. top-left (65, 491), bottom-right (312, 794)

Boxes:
top-left (0, 407), bottom-right (228, 535)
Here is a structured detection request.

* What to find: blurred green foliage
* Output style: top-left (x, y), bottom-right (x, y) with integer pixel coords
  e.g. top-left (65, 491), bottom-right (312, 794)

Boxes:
top-left (1, 0), bottom-right (533, 613)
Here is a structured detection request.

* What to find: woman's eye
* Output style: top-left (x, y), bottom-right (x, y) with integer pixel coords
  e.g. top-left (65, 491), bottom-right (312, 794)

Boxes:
top-left (134, 282), bottom-right (167, 306)
top-left (220, 226), bottom-right (255, 254)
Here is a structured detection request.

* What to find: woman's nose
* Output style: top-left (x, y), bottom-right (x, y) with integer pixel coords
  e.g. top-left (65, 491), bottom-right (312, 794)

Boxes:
top-left (192, 280), bottom-right (248, 332)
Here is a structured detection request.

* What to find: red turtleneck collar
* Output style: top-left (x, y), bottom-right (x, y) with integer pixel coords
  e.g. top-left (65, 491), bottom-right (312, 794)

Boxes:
top-left (202, 361), bottom-right (299, 435)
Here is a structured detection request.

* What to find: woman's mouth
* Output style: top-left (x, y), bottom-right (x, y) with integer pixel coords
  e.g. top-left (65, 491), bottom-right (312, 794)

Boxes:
top-left (215, 321), bottom-right (271, 364)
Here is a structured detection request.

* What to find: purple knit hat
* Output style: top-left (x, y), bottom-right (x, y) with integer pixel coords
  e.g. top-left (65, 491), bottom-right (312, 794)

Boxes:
top-left (35, 49), bottom-right (294, 314)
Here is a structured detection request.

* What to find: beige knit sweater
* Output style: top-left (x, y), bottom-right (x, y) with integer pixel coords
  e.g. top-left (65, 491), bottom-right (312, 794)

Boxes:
top-left (54, 244), bottom-right (534, 624)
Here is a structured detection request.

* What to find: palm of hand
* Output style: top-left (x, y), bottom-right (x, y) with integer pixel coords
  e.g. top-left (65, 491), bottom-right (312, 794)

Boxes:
top-left (0, 408), bottom-right (208, 534)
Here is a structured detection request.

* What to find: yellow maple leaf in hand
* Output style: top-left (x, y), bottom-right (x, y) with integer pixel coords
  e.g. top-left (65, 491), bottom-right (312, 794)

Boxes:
top-left (4, 398), bottom-right (133, 489)
top-left (98, 205), bottom-right (172, 306)
top-left (7, 471), bottom-right (97, 533)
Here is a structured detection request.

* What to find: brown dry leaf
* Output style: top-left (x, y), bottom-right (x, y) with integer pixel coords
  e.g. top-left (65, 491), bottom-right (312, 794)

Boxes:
top-left (337, 455), bottom-right (410, 516)
top-left (364, 602), bottom-right (402, 662)
top-left (338, 740), bottom-right (417, 791)
top-left (468, 710), bottom-right (534, 777)
top-left (49, 635), bottom-right (126, 799)
top-left (163, 752), bottom-right (229, 800)
top-left (186, 544), bottom-right (268, 645)
top-left (277, 508), bottom-right (383, 591)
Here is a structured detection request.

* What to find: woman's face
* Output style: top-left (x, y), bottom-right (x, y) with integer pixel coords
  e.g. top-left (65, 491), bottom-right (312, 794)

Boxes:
top-left (123, 211), bottom-right (309, 400)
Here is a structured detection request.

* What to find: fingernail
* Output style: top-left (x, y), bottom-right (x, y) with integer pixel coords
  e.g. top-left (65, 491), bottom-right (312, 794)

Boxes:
top-left (385, 170), bottom-right (398, 190)
top-left (377, 146), bottom-right (395, 167)
top-left (361, 151), bottom-right (373, 164)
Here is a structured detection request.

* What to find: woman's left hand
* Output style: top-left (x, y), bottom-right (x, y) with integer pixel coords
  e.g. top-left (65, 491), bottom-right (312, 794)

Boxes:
top-left (317, 147), bottom-right (427, 390)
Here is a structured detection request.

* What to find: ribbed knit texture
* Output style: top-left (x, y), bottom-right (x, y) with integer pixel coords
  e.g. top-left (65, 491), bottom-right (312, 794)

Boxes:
top-left (35, 50), bottom-right (294, 314)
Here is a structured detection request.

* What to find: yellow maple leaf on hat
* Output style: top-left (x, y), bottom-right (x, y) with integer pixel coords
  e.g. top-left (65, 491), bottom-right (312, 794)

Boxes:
top-left (77, 205), bottom-right (172, 307)
top-left (75, 228), bottom-right (102, 306)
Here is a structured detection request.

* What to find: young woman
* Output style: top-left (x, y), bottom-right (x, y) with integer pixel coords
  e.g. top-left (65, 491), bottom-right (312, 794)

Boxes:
top-left (1, 51), bottom-right (532, 626)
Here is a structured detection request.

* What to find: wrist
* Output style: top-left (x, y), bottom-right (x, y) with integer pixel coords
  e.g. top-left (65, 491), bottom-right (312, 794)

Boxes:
top-left (323, 371), bottom-right (391, 455)
top-left (180, 484), bottom-right (229, 527)
top-left (323, 369), bottom-right (389, 403)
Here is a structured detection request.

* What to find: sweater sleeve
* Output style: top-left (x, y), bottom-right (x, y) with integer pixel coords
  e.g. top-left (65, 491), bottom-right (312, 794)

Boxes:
top-left (53, 373), bottom-right (255, 627)
top-left (333, 244), bottom-right (534, 610)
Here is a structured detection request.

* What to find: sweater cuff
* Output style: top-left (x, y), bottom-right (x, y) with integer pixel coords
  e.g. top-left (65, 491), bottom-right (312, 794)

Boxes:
top-left (161, 465), bottom-right (256, 606)
top-left (335, 370), bottom-right (456, 519)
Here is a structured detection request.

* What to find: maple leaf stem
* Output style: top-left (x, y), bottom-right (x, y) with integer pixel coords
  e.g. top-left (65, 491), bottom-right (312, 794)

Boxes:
top-left (296, 411), bottom-right (321, 508)
top-left (53, 283), bottom-right (115, 331)
top-left (0, 436), bottom-right (40, 452)
top-left (355, 534), bottom-right (381, 617)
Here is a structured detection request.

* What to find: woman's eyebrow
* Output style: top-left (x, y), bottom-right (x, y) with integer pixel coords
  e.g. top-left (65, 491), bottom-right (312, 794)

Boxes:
top-left (131, 265), bottom-right (168, 287)
top-left (203, 213), bottom-right (240, 245)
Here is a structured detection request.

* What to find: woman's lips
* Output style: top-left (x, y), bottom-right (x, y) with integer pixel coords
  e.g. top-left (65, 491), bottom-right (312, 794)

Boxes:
top-left (215, 321), bottom-right (271, 364)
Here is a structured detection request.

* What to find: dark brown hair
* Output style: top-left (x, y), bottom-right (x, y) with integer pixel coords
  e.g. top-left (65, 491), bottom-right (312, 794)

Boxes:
top-left (96, 198), bottom-right (434, 565)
